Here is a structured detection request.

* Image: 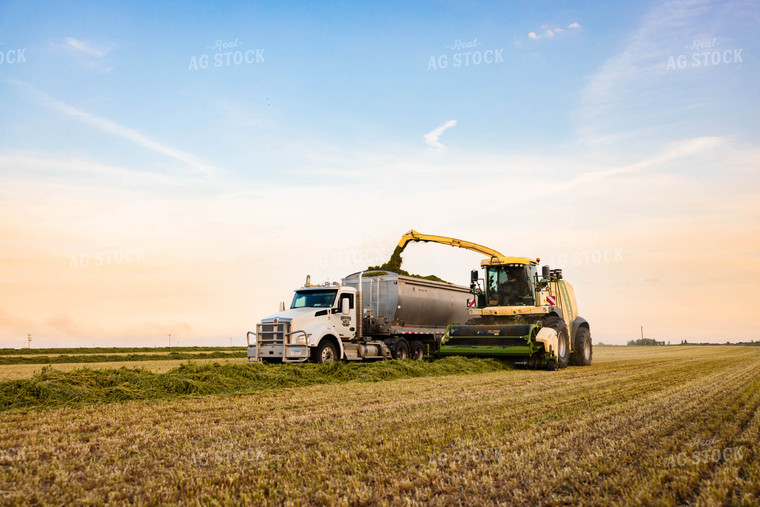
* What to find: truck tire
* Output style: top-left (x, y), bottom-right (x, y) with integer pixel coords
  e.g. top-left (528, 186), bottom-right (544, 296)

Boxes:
top-left (541, 316), bottom-right (569, 369)
top-left (313, 339), bottom-right (338, 364)
top-left (410, 340), bottom-right (425, 360)
top-left (393, 338), bottom-right (410, 360)
top-left (570, 327), bottom-right (593, 366)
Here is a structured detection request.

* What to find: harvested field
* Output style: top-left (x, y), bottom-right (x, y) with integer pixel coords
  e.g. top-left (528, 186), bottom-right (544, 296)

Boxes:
top-left (0, 346), bottom-right (758, 505)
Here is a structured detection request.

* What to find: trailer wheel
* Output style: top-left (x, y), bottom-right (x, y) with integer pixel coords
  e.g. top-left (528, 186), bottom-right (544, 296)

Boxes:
top-left (541, 316), bottom-right (569, 369)
top-left (570, 327), bottom-right (593, 366)
top-left (393, 339), bottom-right (410, 360)
top-left (314, 340), bottom-right (338, 364)
top-left (410, 340), bottom-right (425, 360)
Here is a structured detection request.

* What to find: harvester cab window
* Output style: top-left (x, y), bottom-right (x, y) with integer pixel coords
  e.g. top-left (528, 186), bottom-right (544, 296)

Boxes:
top-left (291, 289), bottom-right (338, 308)
top-left (487, 270), bottom-right (501, 306)
top-left (486, 266), bottom-right (535, 307)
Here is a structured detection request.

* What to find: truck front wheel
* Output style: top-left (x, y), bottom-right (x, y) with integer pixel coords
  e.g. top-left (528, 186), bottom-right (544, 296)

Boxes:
top-left (313, 340), bottom-right (339, 364)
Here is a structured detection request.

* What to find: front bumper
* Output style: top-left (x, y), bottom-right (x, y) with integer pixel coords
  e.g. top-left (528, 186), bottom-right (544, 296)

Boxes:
top-left (247, 325), bottom-right (311, 362)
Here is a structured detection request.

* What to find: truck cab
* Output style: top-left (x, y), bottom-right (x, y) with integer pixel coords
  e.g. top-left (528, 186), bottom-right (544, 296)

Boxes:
top-left (248, 281), bottom-right (357, 363)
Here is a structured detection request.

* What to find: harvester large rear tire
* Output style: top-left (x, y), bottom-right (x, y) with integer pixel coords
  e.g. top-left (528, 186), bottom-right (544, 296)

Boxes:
top-left (541, 316), bottom-right (569, 369)
top-left (571, 327), bottom-right (593, 366)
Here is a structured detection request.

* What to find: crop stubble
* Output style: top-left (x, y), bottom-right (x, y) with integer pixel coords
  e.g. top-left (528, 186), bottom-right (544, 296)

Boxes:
top-left (0, 346), bottom-right (758, 505)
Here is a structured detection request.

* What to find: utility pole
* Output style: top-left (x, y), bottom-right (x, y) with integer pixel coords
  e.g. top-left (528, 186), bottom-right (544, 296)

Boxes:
top-left (641, 326), bottom-right (644, 340)
top-left (168, 334), bottom-right (171, 348)
top-left (27, 333), bottom-right (31, 349)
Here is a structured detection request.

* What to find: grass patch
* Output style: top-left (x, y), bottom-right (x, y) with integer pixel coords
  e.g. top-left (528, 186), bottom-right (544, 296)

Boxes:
top-left (0, 357), bottom-right (511, 411)
top-left (3, 347), bottom-right (759, 505)
top-left (0, 346), bottom-right (244, 356)
top-left (0, 351), bottom-right (245, 365)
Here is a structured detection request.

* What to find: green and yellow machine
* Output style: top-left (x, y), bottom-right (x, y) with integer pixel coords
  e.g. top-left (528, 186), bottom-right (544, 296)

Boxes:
top-left (395, 230), bottom-right (592, 370)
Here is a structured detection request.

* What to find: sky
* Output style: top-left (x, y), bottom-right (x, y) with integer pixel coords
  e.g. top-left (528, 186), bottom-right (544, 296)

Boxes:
top-left (0, 0), bottom-right (758, 348)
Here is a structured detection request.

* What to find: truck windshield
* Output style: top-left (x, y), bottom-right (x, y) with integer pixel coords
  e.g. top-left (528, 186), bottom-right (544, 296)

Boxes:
top-left (291, 289), bottom-right (337, 308)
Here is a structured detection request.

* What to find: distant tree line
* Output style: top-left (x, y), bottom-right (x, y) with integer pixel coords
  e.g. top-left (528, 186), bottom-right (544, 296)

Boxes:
top-left (619, 339), bottom-right (759, 346)
top-left (627, 338), bottom-right (665, 346)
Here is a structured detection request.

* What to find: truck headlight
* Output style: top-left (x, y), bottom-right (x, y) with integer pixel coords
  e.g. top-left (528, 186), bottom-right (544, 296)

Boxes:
top-left (293, 334), bottom-right (307, 344)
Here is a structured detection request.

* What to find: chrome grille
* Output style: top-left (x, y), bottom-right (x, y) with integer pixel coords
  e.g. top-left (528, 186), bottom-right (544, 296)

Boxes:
top-left (256, 321), bottom-right (289, 345)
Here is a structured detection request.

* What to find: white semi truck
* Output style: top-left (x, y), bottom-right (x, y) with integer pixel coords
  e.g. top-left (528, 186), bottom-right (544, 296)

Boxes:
top-left (247, 271), bottom-right (472, 363)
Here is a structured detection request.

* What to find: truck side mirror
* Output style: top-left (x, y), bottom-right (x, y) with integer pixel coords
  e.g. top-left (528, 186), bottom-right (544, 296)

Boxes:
top-left (471, 270), bottom-right (478, 282)
top-left (341, 298), bottom-right (350, 315)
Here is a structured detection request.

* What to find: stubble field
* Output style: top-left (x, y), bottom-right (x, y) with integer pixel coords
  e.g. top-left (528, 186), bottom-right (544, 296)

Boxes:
top-left (0, 345), bottom-right (758, 505)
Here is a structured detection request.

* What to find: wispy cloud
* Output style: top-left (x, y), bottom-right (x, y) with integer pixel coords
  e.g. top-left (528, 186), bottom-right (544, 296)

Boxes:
top-left (59, 37), bottom-right (115, 72)
top-left (0, 151), bottom-right (204, 187)
top-left (573, 0), bottom-right (716, 145)
top-left (491, 136), bottom-right (723, 211)
top-left (11, 81), bottom-right (217, 176)
top-left (65, 37), bottom-right (111, 58)
top-left (528, 22), bottom-right (581, 40)
top-left (51, 100), bottom-right (217, 176)
top-left (423, 120), bottom-right (457, 152)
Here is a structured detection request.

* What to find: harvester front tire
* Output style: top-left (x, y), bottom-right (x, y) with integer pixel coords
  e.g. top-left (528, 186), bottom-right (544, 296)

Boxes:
top-left (393, 339), bottom-right (410, 360)
top-left (542, 316), bottom-right (569, 369)
top-left (410, 340), bottom-right (425, 360)
top-left (571, 327), bottom-right (593, 366)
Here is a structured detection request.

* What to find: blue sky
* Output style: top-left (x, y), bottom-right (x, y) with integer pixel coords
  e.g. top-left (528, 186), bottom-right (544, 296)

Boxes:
top-left (0, 0), bottom-right (758, 347)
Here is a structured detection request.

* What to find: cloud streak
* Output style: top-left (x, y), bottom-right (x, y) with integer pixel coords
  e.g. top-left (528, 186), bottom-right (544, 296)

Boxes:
top-left (423, 120), bottom-right (457, 152)
top-left (65, 37), bottom-right (111, 58)
top-left (12, 81), bottom-right (217, 176)
top-left (573, 0), bottom-right (714, 145)
top-left (489, 136), bottom-right (724, 212)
